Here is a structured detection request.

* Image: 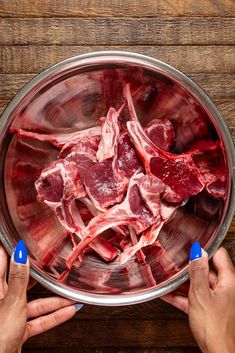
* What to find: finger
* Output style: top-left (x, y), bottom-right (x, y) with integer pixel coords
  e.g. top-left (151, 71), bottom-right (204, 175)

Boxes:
top-left (0, 245), bottom-right (8, 299)
top-left (25, 304), bottom-right (83, 341)
top-left (212, 247), bottom-right (235, 279)
top-left (27, 296), bottom-right (76, 319)
top-left (161, 268), bottom-right (217, 300)
top-left (6, 240), bottom-right (29, 304)
top-left (160, 293), bottom-right (188, 314)
top-left (189, 242), bottom-right (210, 294)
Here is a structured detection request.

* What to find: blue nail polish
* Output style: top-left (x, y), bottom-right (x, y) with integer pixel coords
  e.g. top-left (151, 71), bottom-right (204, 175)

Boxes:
top-left (190, 242), bottom-right (202, 261)
top-left (74, 303), bottom-right (84, 312)
top-left (14, 240), bottom-right (27, 264)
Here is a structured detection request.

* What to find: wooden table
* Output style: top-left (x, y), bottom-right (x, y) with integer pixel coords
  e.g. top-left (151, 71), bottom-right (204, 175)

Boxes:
top-left (0, 1), bottom-right (234, 352)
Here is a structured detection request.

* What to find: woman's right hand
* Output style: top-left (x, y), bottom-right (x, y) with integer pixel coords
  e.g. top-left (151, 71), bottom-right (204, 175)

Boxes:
top-left (161, 245), bottom-right (235, 353)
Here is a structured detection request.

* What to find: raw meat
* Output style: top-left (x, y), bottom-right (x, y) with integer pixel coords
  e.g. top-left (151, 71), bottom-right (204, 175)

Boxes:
top-left (35, 159), bottom-right (86, 233)
top-left (124, 83), bottom-right (205, 202)
top-left (96, 107), bottom-right (120, 162)
top-left (102, 69), bottom-right (125, 110)
top-left (35, 159), bottom-right (118, 261)
top-left (84, 107), bottom-right (129, 210)
top-left (7, 75), bottom-right (227, 289)
top-left (60, 135), bottom-right (99, 159)
top-left (116, 132), bottom-right (143, 178)
top-left (145, 118), bottom-right (175, 151)
top-left (15, 126), bottom-right (101, 148)
top-left (80, 196), bottom-right (127, 237)
top-left (60, 136), bottom-right (99, 183)
top-left (75, 200), bottom-right (93, 222)
top-left (4, 138), bottom-right (70, 268)
top-left (190, 141), bottom-right (227, 198)
top-left (66, 173), bottom-right (170, 268)
top-left (84, 157), bottom-right (127, 210)
top-left (147, 82), bottom-right (212, 151)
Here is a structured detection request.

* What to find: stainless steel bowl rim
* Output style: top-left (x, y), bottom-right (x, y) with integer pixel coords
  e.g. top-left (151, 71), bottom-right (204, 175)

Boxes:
top-left (0, 51), bottom-right (235, 306)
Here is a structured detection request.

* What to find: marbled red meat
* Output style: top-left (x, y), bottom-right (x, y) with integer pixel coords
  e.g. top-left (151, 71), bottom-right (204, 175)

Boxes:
top-left (84, 107), bottom-right (128, 210)
top-left (125, 84), bottom-right (205, 202)
top-left (145, 118), bottom-right (175, 151)
top-left (84, 157), bottom-right (128, 210)
top-left (66, 173), bottom-right (172, 268)
top-left (35, 159), bottom-right (86, 233)
top-left (60, 135), bottom-right (99, 183)
top-left (117, 132), bottom-right (143, 178)
top-left (9, 78), bottom-right (227, 285)
top-left (35, 159), bottom-right (117, 261)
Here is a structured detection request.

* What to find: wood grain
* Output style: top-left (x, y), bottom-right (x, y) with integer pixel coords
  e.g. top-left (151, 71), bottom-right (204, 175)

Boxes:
top-left (23, 344), bottom-right (201, 353)
top-left (0, 18), bottom-right (234, 45)
top-left (25, 318), bottom-right (196, 347)
top-left (22, 348), bottom-right (201, 353)
top-left (1, 1), bottom-right (234, 352)
top-left (1, 45), bottom-right (234, 74)
top-left (229, 215), bottom-right (235, 233)
top-left (0, 0), bottom-right (234, 18)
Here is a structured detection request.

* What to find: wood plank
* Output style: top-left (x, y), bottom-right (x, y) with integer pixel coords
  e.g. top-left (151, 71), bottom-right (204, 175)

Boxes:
top-left (214, 100), bottom-right (235, 144)
top-left (1, 45), bottom-right (234, 74)
top-left (23, 348), bottom-right (201, 353)
top-left (0, 18), bottom-right (234, 45)
top-left (0, 0), bottom-right (234, 18)
top-left (0, 100), bottom-right (9, 115)
top-left (222, 232), bottom-right (235, 264)
top-left (229, 215), bottom-right (235, 233)
top-left (0, 74), bottom-right (233, 101)
top-left (24, 318), bottom-right (196, 347)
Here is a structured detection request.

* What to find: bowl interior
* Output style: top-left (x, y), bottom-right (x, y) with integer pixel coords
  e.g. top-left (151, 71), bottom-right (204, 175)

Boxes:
top-left (0, 55), bottom-right (231, 303)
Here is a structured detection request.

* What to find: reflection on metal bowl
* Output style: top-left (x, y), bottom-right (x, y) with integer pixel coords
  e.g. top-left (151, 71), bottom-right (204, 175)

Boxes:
top-left (0, 51), bottom-right (234, 306)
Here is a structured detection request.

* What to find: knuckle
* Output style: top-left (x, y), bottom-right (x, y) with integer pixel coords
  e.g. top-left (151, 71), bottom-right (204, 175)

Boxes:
top-left (9, 270), bottom-right (27, 281)
top-left (190, 263), bottom-right (207, 274)
top-left (26, 322), bottom-right (33, 338)
top-left (39, 317), bottom-right (48, 332)
top-left (34, 300), bottom-right (42, 317)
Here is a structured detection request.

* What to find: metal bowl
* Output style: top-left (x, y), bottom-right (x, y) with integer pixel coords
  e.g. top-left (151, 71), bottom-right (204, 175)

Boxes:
top-left (0, 51), bottom-right (234, 306)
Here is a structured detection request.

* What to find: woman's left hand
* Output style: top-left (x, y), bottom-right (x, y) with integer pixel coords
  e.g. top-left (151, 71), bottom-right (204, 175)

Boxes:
top-left (0, 241), bottom-right (83, 353)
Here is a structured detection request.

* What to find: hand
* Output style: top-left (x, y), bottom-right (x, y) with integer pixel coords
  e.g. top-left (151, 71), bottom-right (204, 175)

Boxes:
top-left (160, 244), bottom-right (235, 353)
top-left (0, 241), bottom-right (83, 353)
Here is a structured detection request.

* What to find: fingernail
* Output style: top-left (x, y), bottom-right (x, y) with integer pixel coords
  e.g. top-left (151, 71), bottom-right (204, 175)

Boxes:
top-left (14, 240), bottom-right (27, 264)
top-left (74, 303), bottom-right (84, 312)
top-left (190, 242), bottom-right (202, 261)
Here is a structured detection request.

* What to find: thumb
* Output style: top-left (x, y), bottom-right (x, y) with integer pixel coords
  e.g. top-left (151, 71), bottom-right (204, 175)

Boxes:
top-left (212, 247), bottom-right (235, 279)
top-left (189, 242), bottom-right (210, 294)
top-left (6, 240), bottom-right (29, 304)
